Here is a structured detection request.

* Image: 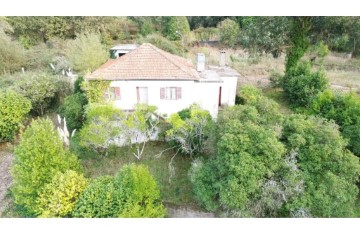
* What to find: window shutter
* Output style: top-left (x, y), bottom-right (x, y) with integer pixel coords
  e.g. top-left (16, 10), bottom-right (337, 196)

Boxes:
top-left (160, 87), bottom-right (165, 99)
top-left (114, 87), bottom-right (121, 100)
top-left (176, 87), bottom-right (182, 99)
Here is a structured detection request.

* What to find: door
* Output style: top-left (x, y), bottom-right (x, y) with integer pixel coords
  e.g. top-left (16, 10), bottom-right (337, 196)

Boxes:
top-left (137, 87), bottom-right (148, 104)
top-left (218, 86), bottom-right (222, 107)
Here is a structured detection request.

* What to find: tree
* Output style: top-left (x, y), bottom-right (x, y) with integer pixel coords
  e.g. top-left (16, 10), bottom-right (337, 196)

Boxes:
top-left (36, 170), bottom-right (88, 217)
top-left (217, 18), bottom-right (239, 48)
top-left (58, 92), bottom-right (88, 131)
top-left (115, 164), bottom-right (166, 218)
top-left (79, 104), bottom-right (124, 155)
top-left (162, 16), bottom-right (190, 41)
top-left (166, 104), bottom-right (213, 156)
top-left (238, 17), bottom-right (290, 57)
top-left (123, 104), bottom-right (160, 160)
top-left (137, 33), bottom-right (182, 56)
top-left (72, 176), bottom-right (119, 218)
top-left (281, 115), bottom-right (360, 217)
top-left (281, 61), bottom-right (328, 107)
top-left (11, 118), bottom-right (81, 214)
top-left (13, 72), bottom-right (58, 115)
top-left (0, 91), bottom-right (31, 142)
top-left (65, 32), bottom-right (108, 73)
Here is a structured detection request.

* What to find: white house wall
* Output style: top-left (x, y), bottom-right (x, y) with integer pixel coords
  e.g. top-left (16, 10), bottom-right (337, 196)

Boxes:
top-left (220, 77), bottom-right (238, 106)
top-left (109, 80), bottom-right (224, 118)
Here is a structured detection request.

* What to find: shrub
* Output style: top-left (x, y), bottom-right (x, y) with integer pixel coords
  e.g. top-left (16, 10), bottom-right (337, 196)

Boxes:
top-left (137, 33), bottom-right (182, 56)
top-left (11, 118), bottom-right (81, 214)
top-left (36, 170), bottom-right (88, 217)
top-left (0, 31), bottom-right (27, 74)
top-left (72, 176), bottom-right (119, 218)
top-left (162, 16), bottom-right (190, 41)
top-left (58, 92), bottom-right (88, 131)
top-left (0, 90), bottom-right (31, 142)
top-left (115, 164), bottom-right (166, 218)
top-left (281, 62), bottom-right (328, 107)
top-left (65, 33), bottom-right (108, 73)
top-left (12, 72), bottom-right (58, 115)
top-left (217, 19), bottom-right (239, 48)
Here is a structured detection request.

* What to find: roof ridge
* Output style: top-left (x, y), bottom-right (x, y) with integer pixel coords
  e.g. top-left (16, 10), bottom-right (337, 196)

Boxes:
top-left (144, 43), bottom-right (198, 79)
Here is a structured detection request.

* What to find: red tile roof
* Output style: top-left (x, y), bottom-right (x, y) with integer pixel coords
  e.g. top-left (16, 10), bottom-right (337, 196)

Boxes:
top-left (86, 43), bottom-right (200, 81)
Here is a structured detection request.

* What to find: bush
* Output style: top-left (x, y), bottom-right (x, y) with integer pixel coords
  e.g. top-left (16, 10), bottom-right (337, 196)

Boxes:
top-left (162, 16), bottom-right (190, 41)
top-left (65, 33), bottom-right (108, 73)
top-left (11, 118), bottom-right (81, 214)
top-left (36, 170), bottom-right (88, 217)
top-left (137, 33), bottom-right (182, 56)
top-left (310, 90), bottom-right (360, 155)
top-left (0, 31), bottom-right (27, 74)
top-left (217, 19), bottom-right (239, 48)
top-left (0, 90), bottom-right (31, 142)
top-left (12, 72), bottom-right (58, 115)
top-left (281, 62), bottom-right (328, 107)
top-left (115, 164), bottom-right (166, 218)
top-left (58, 92), bottom-right (88, 131)
top-left (72, 176), bottom-right (119, 218)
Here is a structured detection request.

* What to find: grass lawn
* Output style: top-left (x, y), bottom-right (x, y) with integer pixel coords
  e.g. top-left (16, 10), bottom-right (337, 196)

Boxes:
top-left (76, 140), bottom-right (199, 209)
top-left (262, 87), bottom-right (294, 115)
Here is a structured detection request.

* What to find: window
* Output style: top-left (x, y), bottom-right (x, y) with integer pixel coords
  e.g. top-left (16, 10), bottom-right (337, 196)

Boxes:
top-left (105, 87), bottom-right (121, 100)
top-left (160, 87), bottom-right (181, 100)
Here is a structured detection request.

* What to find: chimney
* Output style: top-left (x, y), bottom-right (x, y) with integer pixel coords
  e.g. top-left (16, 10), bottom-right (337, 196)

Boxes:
top-left (220, 50), bottom-right (226, 67)
top-left (197, 53), bottom-right (205, 72)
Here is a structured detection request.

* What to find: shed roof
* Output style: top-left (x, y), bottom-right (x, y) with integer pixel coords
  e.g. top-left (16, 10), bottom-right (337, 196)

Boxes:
top-left (86, 43), bottom-right (200, 81)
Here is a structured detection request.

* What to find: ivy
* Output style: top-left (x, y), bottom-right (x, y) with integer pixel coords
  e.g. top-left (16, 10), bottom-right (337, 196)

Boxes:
top-left (81, 79), bottom-right (110, 103)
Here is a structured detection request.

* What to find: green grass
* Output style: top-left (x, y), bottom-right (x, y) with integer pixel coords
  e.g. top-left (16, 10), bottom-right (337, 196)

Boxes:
top-left (262, 87), bottom-right (293, 115)
top-left (77, 141), bottom-right (198, 208)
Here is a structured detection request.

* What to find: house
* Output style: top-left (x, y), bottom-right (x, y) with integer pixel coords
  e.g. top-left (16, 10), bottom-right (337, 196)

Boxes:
top-left (86, 43), bottom-right (239, 118)
top-left (109, 44), bottom-right (138, 58)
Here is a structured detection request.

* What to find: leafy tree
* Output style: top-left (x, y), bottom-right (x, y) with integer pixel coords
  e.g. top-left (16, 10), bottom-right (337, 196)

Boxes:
top-left (281, 115), bottom-right (360, 217)
top-left (187, 16), bottom-right (234, 30)
top-left (281, 61), bottom-right (328, 107)
top-left (285, 17), bottom-right (312, 73)
top-left (123, 104), bottom-right (160, 160)
top-left (13, 72), bottom-right (58, 115)
top-left (217, 18), bottom-right (239, 48)
top-left (238, 17), bottom-right (290, 57)
top-left (65, 32), bottom-right (108, 73)
top-left (79, 104), bottom-right (124, 155)
top-left (166, 104), bottom-right (213, 156)
top-left (162, 16), bottom-right (190, 41)
top-left (58, 93), bottom-right (88, 131)
top-left (11, 118), bottom-right (81, 214)
top-left (72, 176), bottom-right (119, 218)
top-left (0, 91), bottom-right (31, 142)
top-left (81, 80), bottom-right (110, 103)
top-left (36, 170), bottom-right (88, 217)
top-left (115, 164), bottom-right (166, 218)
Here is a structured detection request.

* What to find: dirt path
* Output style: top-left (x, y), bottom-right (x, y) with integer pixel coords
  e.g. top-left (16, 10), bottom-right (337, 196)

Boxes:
top-left (166, 206), bottom-right (215, 218)
top-left (0, 150), bottom-right (13, 215)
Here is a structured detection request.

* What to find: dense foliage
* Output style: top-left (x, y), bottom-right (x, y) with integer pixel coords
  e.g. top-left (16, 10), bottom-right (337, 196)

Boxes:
top-left (310, 90), bottom-right (360, 155)
top-left (137, 33), bottom-right (182, 56)
top-left (0, 91), bottom-right (31, 142)
top-left (162, 17), bottom-right (190, 41)
top-left (72, 176), bottom-right (119, 218)
top-left (65, 33), bottom-right (108, 73)
top-left (12, 72), bottom-right (59, 115)
top-left (217, 19), bottom-right (239, 48)
top-left (115, 164), bottom-right (166, 218)
top-left (59, 77), bottom-right (88, 131)
top-left (81, 80), bottom-right (110, 103)
top-left (36, 170), bottom-right (88, 217)
top-left (11, 118), bottom-right (81, 214)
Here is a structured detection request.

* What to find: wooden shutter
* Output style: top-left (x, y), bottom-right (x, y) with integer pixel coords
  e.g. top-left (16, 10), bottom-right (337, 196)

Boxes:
top-left (114, 87), bottom-right (121, 100)
top-left (176, 87), bottom-right (182, 99)
top-left (160, 87), bottom-right (165, 99)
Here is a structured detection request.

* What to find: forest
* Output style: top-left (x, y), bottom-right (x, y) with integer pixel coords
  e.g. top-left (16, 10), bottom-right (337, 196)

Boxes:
top-left (0, 16), bottom-right (359, 218)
